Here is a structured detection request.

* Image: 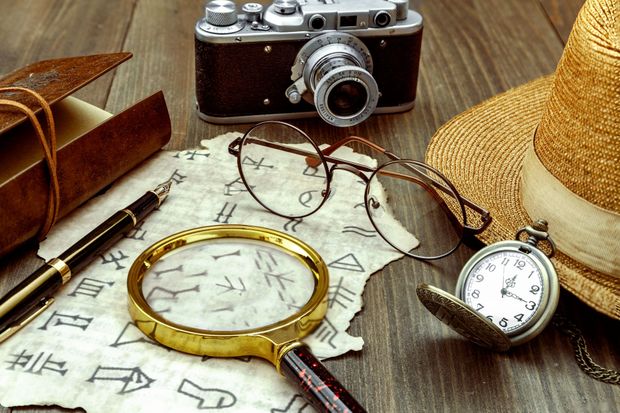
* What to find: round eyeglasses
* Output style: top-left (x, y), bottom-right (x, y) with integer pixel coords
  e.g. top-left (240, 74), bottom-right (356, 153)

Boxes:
top-left (228, 121), bottom-right (491, 260)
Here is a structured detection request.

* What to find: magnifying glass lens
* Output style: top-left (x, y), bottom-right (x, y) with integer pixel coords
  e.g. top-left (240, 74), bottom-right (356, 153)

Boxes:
top-left (141, 239), bottom-right (315, 331)
top-left (129, 226), bottom-right (366, 413)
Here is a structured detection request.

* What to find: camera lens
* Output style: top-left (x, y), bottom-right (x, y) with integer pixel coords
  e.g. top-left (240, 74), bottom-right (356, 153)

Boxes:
top-left (327, 80), bottom-right (368, 117)
top-left (289, 33), bottom-right (380, 127)
top-left (313, 65), bottom-right (379, 127)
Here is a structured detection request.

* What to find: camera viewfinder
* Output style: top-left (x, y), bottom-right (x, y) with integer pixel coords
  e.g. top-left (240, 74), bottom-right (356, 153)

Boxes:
top-left (339, 15), bottom-right (358, 27)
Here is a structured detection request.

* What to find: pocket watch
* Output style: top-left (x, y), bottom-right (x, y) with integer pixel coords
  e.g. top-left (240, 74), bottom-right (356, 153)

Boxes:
top-left (416, 220), bottom-right (560, 351)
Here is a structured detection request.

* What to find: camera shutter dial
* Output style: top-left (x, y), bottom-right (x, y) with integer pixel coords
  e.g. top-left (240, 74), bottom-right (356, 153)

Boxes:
top-left (201, 0), bottom-right (245, 34)
top-left (206, 1), bottom-right (238, 26)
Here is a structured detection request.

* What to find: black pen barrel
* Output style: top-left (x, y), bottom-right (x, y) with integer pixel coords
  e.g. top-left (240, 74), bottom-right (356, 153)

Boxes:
top-left (125, 191), bottom-right (159, 222)
top-left (58, 191), bottom-right (160, 273)
top-left (57, 211), bottom-right (134, 273)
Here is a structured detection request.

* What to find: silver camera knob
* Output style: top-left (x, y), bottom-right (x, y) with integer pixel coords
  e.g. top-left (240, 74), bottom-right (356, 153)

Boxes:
top-left (205, 0), bottom-right (238, 26)
top-left (242, 3), bottom-right (263, 22)
top-left (273, 0), bottom-right (299, 15)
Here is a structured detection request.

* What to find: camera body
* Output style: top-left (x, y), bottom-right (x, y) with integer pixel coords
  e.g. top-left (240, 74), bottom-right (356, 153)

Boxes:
top-left (195, 0), bottom-right (423, 127)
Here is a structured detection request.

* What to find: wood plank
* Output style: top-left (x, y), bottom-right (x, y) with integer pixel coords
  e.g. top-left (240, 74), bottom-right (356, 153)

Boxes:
top-left (539, 0), bottom-right (585, 44)
top-left (0, 0), bottom-right (136, 108)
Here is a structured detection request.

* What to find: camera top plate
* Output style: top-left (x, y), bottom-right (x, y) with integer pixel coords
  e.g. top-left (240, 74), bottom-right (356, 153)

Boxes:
top-left (195, 0), bottom-right (423, 44)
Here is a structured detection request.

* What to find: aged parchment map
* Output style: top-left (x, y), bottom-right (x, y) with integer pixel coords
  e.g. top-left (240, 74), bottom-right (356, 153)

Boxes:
top-left (0, 133), bottom-right (415, 412)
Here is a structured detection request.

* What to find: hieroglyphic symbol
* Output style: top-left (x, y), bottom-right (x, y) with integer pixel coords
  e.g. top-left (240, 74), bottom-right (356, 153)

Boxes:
top-left (224, 177), bottom-right (253, 196)
top-left (87, 366), bottom-right (155, 394)
top-left (153, 264), bottom-right (183, 278)
top-left (109, 321), bottom-right (165, 349)
top-left (186, 270), bottom-right (209, 278)
top-left (5, 349), bottom-right (68, 376)
top-left (100, 250), bottom-right (129, 270)
top-left (174, 150), bottom-right (210, 161)
top-left (298, 190), bottom-right (319, 209)
top-left (212, 249), bottom-right (241, 261)
top-left (169, 168), bottom-right (188, 185)
top-left (38, 311), bottom-right (93, 331)
top-left (277, 290), bottom-right (302, 311)
top-left (214, 202), bottom-right (237, 223)
top-left (146, 285), bottom-right (200, 313)
top-left (283, 218), bottom-right (303, 232)
top-left (254, 248), bottom-right (277, 272)
top-left (177, 378), bottom-right (237, 409)
top-left (328, 277), bottom-right (355, 309)
top-left (241, 155), bottom-right (274, 171)
top-left (265, 272), bottom-right (294, 290)
top-left (299, 188), bottom-right (333, 208)
top-left (215, 276), bottom-right (246, 295)
top-left (255, 248), bottom-right (295, 290)
top-left (125, 221), bottom-right (147, 241)
top-left (302, 165), bottom-right (326, 179)
top-left (271, 394), bottom-right (311, 413)
top-left (67, 277), bottom-right (115, 298)
top-left (328, 253), bottom-right (364, 272)
top-left (313, 317), bottom-right (338, 349)
top-left (342, 226), bottom-right (377, 238)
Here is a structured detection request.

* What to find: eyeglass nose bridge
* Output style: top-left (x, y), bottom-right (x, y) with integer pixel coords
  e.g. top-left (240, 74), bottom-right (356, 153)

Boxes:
top-left (328, 163), bottom-right (371, 184)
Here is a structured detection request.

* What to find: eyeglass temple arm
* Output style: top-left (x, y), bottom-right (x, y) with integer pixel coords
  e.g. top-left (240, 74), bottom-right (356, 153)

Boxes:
top-left (321, 137), bottom-right (492, 234)
top-left (230, 137), bottom-right (491, 235)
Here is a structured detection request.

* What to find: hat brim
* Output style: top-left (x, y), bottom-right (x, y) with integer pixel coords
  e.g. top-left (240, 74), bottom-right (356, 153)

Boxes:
top-left (425, 75), bottom-right (619, 320)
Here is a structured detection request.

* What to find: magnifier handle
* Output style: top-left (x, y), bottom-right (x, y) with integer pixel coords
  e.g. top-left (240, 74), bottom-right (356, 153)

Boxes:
top-left (280, 344), bottom-right (366, 413)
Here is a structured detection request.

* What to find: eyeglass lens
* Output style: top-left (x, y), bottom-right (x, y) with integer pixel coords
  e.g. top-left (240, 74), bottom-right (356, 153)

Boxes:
top-left (366, 161), bottom-right (465, 259)
top-left (238, 122), bottom-right (329, 218)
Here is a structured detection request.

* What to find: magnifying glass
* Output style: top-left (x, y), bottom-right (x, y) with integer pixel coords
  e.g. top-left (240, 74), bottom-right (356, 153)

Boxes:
top-left (127, 225), bottom-right (366, 413)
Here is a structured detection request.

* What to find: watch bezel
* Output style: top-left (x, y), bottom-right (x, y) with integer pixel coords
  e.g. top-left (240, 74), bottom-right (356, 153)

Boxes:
top-left (455, 240), bottom-right (559, 346)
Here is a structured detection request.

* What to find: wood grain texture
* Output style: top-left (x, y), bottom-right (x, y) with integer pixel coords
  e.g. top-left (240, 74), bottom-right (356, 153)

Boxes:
top-left (0, 0), bottom-right (136, 108)
top-left (1, 0), bottom-right (618, 412)
top-left (540, 0), bottom-right (586, 44)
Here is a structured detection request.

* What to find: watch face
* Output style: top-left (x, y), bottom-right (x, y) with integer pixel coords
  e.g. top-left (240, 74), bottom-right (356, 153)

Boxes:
top-left (461, 249), bottom-right (547, 336)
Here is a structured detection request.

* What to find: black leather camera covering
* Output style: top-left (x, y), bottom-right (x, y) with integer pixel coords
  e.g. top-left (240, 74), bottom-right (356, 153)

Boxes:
top-left (195, 30), bottom-right (422, 119)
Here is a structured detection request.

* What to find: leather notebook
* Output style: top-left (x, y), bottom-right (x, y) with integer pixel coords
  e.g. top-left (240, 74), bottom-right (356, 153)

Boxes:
top-left (0, 53), bottom-right (171, 258)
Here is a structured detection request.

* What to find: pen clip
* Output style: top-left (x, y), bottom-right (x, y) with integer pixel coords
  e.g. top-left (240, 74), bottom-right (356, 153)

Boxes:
top-left (0, 297), bottom-right (55, 344)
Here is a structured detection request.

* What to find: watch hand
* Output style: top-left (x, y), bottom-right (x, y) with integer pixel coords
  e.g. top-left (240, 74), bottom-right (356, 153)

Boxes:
top-left (503, 289), bottom-right (527, 303)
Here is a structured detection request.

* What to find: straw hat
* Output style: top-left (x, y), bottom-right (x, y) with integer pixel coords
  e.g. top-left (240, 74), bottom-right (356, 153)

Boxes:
top-left (425, 0), bottom-right (620, 320)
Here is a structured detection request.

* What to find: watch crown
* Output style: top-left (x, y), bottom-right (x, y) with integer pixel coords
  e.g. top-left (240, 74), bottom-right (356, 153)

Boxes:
top-left (516, 220), bottom-right (556, 258)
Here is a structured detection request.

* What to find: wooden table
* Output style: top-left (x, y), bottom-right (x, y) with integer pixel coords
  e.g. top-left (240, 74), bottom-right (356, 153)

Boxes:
top-left (1, 1), bottom-right (618, 412)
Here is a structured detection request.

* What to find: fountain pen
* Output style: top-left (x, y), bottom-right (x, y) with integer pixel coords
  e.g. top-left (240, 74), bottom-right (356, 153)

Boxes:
top-left (0, 180), bottom-right (172, 343)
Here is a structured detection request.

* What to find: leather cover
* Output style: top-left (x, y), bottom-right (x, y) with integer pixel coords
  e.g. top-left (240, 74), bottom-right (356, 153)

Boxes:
top-left (0, 54), bottom-right (171, 257)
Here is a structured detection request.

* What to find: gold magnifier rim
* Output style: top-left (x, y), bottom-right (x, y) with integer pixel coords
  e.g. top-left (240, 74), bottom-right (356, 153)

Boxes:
top-left (127, 224), bottom-right (329, 367)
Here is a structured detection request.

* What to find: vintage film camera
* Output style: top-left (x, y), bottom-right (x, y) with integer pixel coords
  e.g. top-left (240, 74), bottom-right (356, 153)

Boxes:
top-left (195, 0), bottom-right (423, 127)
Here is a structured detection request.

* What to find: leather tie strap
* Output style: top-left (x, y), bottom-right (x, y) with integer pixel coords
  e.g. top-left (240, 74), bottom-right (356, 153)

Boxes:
top-left (0, 86), bottom-right (60, 241)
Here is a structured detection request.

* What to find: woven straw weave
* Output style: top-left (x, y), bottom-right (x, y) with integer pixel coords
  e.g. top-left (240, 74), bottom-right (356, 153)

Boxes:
top-left (425, 0), bottom-right (620, 319)
top-left (536, 0), bottom-right (620, 212)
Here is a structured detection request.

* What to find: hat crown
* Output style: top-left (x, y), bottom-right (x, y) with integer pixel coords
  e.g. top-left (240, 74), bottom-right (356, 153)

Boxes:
top-left (535, 0), bottom-right (620, 213)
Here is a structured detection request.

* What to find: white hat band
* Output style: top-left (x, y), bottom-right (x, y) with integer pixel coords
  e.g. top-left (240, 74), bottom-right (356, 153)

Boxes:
top-left (521, 142), bottom-right (620, 277)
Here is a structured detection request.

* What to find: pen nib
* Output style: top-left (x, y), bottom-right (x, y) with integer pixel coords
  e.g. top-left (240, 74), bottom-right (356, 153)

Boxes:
top-left (153, 180), bottom-right (173, 206)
